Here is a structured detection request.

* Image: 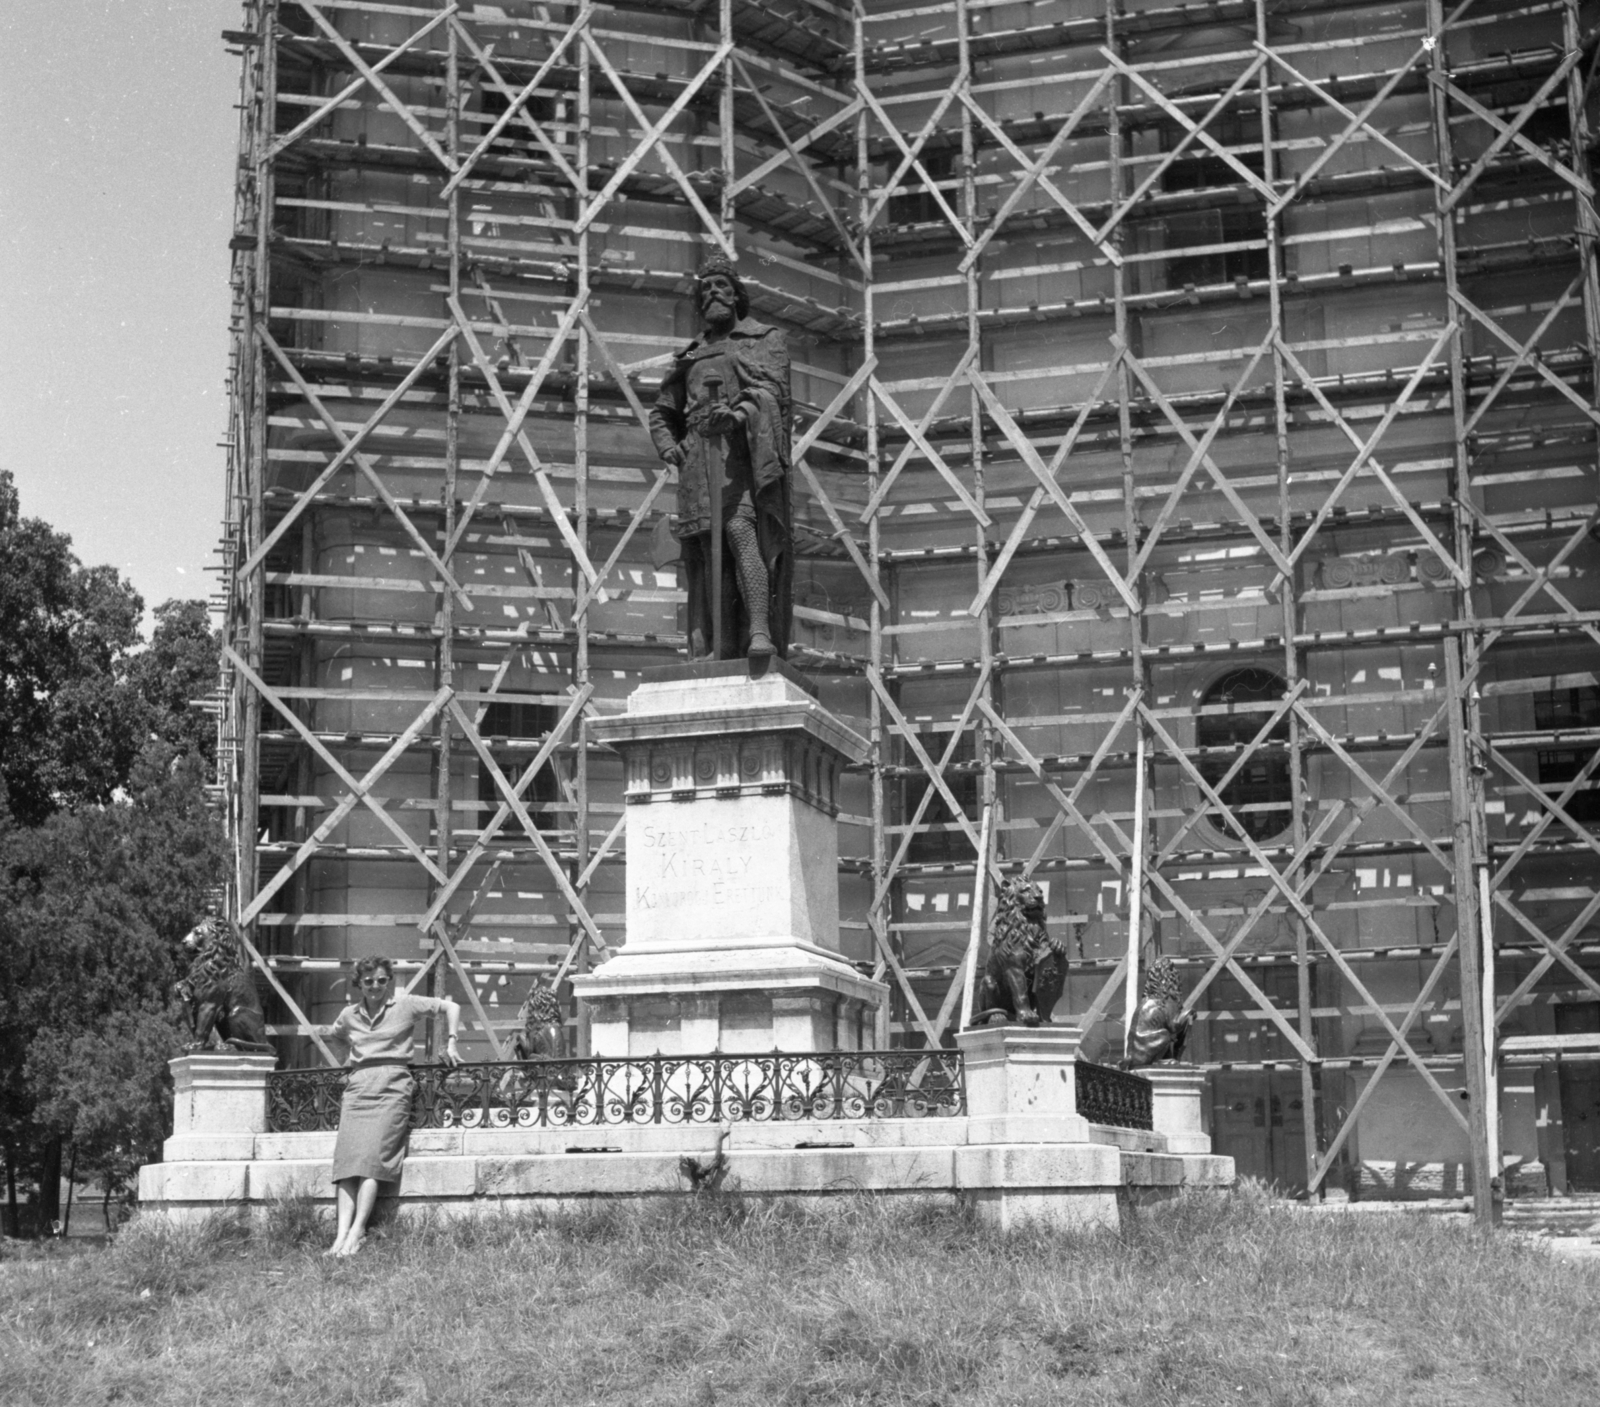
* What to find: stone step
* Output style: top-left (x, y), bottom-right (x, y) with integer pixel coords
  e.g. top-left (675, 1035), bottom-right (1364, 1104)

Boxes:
top-left (1503, 1196), bottom-right (1600, 1237)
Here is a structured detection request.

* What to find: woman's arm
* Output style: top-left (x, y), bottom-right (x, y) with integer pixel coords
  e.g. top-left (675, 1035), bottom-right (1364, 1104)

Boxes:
top-left (440, 998), bottom-right (464, 1066)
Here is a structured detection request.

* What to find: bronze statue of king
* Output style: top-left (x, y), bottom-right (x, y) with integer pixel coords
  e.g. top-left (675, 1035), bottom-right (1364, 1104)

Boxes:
top-left (649, 255), bottom-right (793, 661)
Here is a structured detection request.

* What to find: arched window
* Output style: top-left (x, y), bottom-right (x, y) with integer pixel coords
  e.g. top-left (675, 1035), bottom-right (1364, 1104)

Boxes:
top-left (1196, 668), bottom-right (1292, 844)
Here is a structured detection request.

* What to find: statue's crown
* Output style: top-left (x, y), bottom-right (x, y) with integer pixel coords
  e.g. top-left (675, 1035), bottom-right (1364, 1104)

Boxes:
top-left (697, 253), bottom-right (741, 282)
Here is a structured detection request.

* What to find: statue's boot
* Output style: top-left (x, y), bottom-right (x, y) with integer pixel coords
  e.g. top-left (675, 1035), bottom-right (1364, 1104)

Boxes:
top-left (727, 516), bottom-right (774, 657)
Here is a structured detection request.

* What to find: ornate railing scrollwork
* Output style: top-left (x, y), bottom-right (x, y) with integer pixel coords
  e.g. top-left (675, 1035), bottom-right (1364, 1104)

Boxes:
top-left (266, 1065), bottom-right (350, 1133)
top-left (267, 1049), bottom-right (966, 1133)
top-left (1075, 1060), bottom-right (1153, 1130)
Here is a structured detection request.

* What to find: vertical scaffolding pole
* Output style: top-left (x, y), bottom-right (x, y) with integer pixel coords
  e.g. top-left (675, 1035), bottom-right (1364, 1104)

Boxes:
top-left (1258, 0), bottom-right (1326, 1193)
top-left (432, 1), bottom-right (462, 1025)
top-left (1428, 0), bottom-right (1496, 1227)
top-left (1106, 0), bottom-right (1148, 1050)
top-left (856, 12), bottom-right (891, 1047)
top-left (573, 1), bottom-right (595, 1056)
top-left (1447, 637), bottom-right (1497, 1226)
top-left (238, 0), bottom-right (277, 933)
top-left (957, 0), bottom-right (994, 982)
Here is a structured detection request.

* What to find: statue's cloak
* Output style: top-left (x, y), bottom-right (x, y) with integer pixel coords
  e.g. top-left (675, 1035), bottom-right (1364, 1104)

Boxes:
top-left (649, 317), bottom-right (793, 659)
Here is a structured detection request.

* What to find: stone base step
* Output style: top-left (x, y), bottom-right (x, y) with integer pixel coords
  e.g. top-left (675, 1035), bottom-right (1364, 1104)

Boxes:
top-left (1503, 1195), bottom-right (1600, 1237)
top-left (140, 1141), bottom-right (1235, 1234)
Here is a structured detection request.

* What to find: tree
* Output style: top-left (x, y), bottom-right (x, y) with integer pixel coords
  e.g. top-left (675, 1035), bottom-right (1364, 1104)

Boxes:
top-left (0, 471), bottom-right (149, 824)
top-left (0, 472), bottom-right (228, 1233)
top-left (0, 745), bottom-right (227, 1232)
top-left (128, 600), bottom-right (221, 767)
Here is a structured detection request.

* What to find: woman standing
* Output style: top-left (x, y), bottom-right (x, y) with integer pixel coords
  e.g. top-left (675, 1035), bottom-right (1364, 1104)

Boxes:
top-left (326, 955), bottom-right (463, 1256)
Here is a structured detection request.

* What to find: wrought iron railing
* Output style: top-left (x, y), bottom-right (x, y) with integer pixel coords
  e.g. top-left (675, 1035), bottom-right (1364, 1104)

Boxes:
top-left (1076, 1061), bottom-right (1153, 1130)
top-left (267, 1050), bottom-right (966, 1133)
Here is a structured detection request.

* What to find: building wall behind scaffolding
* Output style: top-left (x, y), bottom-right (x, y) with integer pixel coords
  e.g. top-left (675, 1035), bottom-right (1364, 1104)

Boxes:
top-left (220, 0), bottom-right (1600, 1199)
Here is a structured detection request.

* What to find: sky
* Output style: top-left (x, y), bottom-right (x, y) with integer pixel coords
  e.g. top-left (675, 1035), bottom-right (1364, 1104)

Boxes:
top-left (1, 0), bottom-right (241, 620)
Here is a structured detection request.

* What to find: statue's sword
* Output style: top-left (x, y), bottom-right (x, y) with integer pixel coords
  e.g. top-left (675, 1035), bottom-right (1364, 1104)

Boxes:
top-left (703, 371), bottom-right (725, 659)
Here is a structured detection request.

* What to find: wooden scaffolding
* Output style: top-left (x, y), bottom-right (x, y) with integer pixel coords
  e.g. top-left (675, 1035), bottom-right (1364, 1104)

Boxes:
top-left (219, 0), bottom-right (1600, 1211)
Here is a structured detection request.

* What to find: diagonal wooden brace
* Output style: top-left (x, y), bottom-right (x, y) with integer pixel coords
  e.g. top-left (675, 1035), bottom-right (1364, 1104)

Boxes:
top-left (1271, 328), bottom-right (1466, 592)
top-left (225, 648), bottom-right (450, 904)
top-left (969, 355), bottom-right (1122, 618)
top-left (239, 323), bottom-right (459, 582)
top-left (1095, 53), bottom-right (1272, 242)
top-left (241, 686), bottom-right (456, 925)
top-left (449, 699), bottom-right (610, 955)
top-left (957, 72), bottom-right (1120, 272)
top-left (1453, 278), bottom-right (1600, 433)
top-left (577, 34), bottom-right (735, 255)
top-left (256, 326), bottom-right (474, 610)
top-left (967, 369), bottom-right (1139, 612)
top-left (1440, 47), bottom-right (1592, 213)
top-left (270, 5), bottom-right (459, 161)
top-left (295, 0), bottom-right (458, 171)
top-left (446, 293), bottom-right (598, 584)
top-left (1128, 330), bottom-right (1275, 580)
top-left (1141, 703), bottom-right (1466, 1116)
top-left (443, 14), bottom-right (588, 197)
top-left (1493, 889), bottom-right (1600, 1018)
top-left (1462, 501), bottom-right (1600, 660)
top-left (1017, 688), bottom-right (1143, 879)
top-left (1293, 702), bottom-right (1455, 872)
top-left (1308, 935), bottom-right (1469, 1191)
top-left (733, 53), bottom-right (864, 272)
top-left (858, 74), bottom-right (972, 243)
top-left (867, 667), bottom-right (1000, 888)
top-left (1260, 39), bottom-right (1445, 216)
top-left (863, 364), bottom-right (990, 525)
top-left (1485, 742), bottom-right (1600, 884)
top-left (869, 663), bottom-right (995, 912)
top-left (730, 96), bottom-right (863, 197)
top-left (1117, 340), bottom-right (1292, 577)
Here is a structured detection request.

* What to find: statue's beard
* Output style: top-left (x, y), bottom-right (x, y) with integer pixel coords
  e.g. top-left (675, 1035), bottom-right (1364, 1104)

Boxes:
top-left (702, 293), bottom-right (736, 328)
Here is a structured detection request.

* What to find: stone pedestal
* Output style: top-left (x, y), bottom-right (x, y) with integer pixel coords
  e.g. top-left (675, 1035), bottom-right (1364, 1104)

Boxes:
top-left (164, 1053), bottom-right (277, 1163)
top-left (1145, 1064), bottom-right (1212, 1154)
top-left (573, 662), bottom-right (886, 1054)
top-left (956, 1024), bottom-right (1093, 1144)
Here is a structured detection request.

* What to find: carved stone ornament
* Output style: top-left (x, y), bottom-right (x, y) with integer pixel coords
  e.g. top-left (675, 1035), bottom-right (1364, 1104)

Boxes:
top-left (996, 580), bottom-right (1071, 616)
top-left (1316, 552), bottom-right (1411, 590)
top-left (622, 732), bottom-right (844, 814)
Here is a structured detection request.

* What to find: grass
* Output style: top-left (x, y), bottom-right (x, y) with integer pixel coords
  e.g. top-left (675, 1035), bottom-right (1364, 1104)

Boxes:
top-left (1, 1184), bottom-right (1596, 1406)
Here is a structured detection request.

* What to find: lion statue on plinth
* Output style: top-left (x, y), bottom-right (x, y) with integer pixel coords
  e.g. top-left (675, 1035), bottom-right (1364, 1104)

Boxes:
top-left (502, 978), bottom-right (577, 1101)
top-left (967, 878), bottom-right (1067, 1028)
top-left (510, 979), bottom-right (566, 1061)
top-left (1120, 957), bottom-right (1192, 1069)
top-left (174, 916), bottom-right (273, 1053)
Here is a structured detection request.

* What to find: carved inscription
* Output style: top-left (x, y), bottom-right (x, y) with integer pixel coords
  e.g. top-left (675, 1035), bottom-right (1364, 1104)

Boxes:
top-left (633, 819), bottom-right (781, 913)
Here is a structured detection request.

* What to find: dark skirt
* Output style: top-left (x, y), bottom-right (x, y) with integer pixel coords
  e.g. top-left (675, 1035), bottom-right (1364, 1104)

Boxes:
top-left (331, 1063), bottom-right (414, 1184)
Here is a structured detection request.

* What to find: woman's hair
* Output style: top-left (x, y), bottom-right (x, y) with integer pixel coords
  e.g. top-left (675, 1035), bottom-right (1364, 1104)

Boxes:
top-left (351, 955), bottom-right (394, 987)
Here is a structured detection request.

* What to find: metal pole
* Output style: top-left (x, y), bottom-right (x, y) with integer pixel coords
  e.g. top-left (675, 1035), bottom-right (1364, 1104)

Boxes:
top-left (959, 802), bottom-right (994, 1031)
top-left (1446, 636), bottom-right (1497, 1227)
top-left (1122, 728), bottom-right (1146, 1061)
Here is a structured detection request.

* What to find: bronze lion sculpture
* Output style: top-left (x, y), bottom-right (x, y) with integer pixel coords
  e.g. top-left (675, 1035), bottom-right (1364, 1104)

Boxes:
top-left (510, 980), bottom-right (566, 1062)
top-left (175, 916), bottom-right (273, 1053)
top-left (968, 878), bottom-right (1067, 1027)
top-left (502, 979), bottom-right (577, 1100)
top-left (1120, 957), bottom-right (1192, 1069)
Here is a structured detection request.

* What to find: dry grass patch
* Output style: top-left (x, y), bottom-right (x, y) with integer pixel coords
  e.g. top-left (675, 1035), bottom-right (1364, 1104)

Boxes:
top-left (1, 1184), bottom-right (1596, 1406)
